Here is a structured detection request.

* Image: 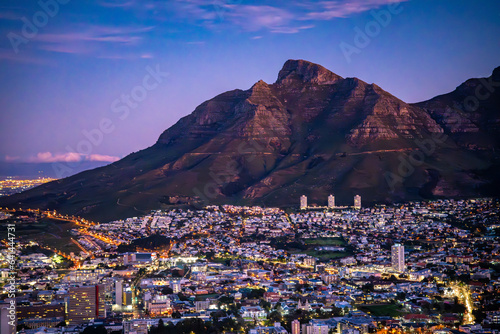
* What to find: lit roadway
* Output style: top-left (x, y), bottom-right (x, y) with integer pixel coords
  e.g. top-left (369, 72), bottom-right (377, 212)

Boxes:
top-left (449, 282), bottom-right (475, 324)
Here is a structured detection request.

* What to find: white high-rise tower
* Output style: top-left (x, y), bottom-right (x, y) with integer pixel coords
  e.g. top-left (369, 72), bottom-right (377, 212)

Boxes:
top-left (354, 195), bottom-right (361, 209)
top-left (115, 278), bottom-right (123, 306)
top-left (300, 195), bottom-right (307, 210)
top-left (328, 194), bottom-right (335, 209)
top-left (391, 243), bottom-right (405, 272)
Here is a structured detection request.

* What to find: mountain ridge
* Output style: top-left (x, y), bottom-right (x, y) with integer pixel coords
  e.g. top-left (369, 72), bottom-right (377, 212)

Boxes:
top-left (1, 59), bottom-right (499, 222)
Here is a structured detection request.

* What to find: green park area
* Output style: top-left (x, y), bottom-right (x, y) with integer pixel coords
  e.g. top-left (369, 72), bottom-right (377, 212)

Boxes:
top-left (0, 216), bottom-right (81, 255)
top-left (304, 237), bottom-right (346, 246)
top-left (289, 237), bottom-right (353, 261)
top-left (357, 304), bottom-right (403, 317)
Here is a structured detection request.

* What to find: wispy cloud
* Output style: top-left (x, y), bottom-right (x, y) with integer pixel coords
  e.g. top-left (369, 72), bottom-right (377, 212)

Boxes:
top-left (167, 0), bottom-right (407, 34)
top-left (96, 52), bottom-right (155, 60)
top-left (0, 0), bottom-right (407, 62)
top-left (38, 43), bottom-right (92, 55)
top-left (302, 0), bottom-right (408, 20)
top-left (225, 5), bottom-right (296, 32)
top-left (6, 152), bottom-right (120, 163)
top-left (37, 25), bottom-right (153, 45)
top-left (97, 0), bottom-right (137, 8)
top-left (32, 25), bottom-right (154, 58)
top-left (0, 17), bottom-right (155, 62)
top-left (0, 48), bottom-right (51, 65)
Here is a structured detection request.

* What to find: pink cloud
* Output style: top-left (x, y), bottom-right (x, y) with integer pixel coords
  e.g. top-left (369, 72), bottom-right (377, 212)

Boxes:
top-left (28, 152), bottom-right (83, 163)
top-left (19, 152), bottom-right (120, 163)
top-left (5, 155), bottom-right (20, 162)
top-left (303, 0), bottom-right (408, 20)
top-left (89, 154), bottom-right (120, 162)
top-left (225, 5), bottom-right (296, 32)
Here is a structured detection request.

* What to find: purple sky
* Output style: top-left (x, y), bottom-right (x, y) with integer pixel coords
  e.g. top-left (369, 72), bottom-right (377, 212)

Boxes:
top-left (0, 0), bottom-right (499, 166)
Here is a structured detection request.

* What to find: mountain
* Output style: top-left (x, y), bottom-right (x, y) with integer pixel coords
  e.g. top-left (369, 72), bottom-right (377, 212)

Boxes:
top-left (1, 60), bottom-right (499, 222)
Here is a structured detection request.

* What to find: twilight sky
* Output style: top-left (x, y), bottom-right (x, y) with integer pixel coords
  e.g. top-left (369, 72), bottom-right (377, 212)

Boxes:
top-left (0, 0), bottom-right (499, 165)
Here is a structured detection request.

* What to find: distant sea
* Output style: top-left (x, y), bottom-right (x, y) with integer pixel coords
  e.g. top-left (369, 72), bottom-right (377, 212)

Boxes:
top-left (0, 161), bottom-right (110, 179)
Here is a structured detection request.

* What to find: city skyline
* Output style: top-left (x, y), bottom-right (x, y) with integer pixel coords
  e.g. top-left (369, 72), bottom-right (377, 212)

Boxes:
top-left (3, 197), bottom-right (498, 333)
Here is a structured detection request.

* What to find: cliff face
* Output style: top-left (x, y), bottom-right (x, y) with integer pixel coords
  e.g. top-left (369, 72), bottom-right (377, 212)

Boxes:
top-left (414, 66), bottom-right (500, 145)
top-left (2, 60), bottom-right (499, 222)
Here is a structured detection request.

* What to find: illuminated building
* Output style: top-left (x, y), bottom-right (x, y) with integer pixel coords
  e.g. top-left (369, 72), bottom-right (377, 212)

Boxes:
top-left (146, 295), bottom-right (171, 316)
top-left (115, 279), bottom-right (123, 306)
top-left (123, 253), bottom-right (152, 265)
top-left (328, 194), bottom-right (335, 208)
top-left (1, 303), bottom-right (16, 334)
top-left (170, 281), bottom-right (181, 294)
top-left (292, 319), bottom-right (300, 334)
top-left (17, 303), bottom-right (64, 325)
top-left (300, 195), bottom-right (307, 210)
top-left (303, 257), bottom-right (316, 267)
top-left (391, 244), bottom-right (405, 272)
top-left (124, 287), bottom-right (133, 306)
top-left (354, 195), bottom-right (361, 209)
top-left (67, 285), bottom-right (105, 325)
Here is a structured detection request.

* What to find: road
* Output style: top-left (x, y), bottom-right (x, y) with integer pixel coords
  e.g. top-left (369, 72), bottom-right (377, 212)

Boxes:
top-left (449, 282), bottom-right (475, 324)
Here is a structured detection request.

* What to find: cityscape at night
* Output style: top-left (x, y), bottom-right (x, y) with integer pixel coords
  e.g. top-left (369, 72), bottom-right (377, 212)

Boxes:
top-left (1, 0), bottom-right (500, 334)
top-left (0, 178), bottom-right (57, 197)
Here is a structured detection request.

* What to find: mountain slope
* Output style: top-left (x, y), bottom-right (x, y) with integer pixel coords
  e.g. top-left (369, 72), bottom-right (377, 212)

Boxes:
top-left (1, 60), bottom-right (499, 222)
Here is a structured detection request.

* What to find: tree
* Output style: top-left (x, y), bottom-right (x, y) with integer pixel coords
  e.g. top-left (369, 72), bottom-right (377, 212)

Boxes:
top-left (260, 299), bottom-right (271, 311)
top-left (267, 310), bottom-right (282, 324)
top-left (161, 287), bottom-right (173, 295)
top-left (149, 319), bottom-right (175, 334)
top-left (218, 295), bottom-right (234, 305)
top-left (17, 324), bottom-right (30, 331)
top-left (246, 288), bottom-right (265, 299)
top-left (396, 292), bottom-right (406, 301)
top-left (219, 317), bottom-right (240, 332)
top-left (175, 318), bottom-right (210, 334)
top-left (362, 283), bottom-right (374, 292)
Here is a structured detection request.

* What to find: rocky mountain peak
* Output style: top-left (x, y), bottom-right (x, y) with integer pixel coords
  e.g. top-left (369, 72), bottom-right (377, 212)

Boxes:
top-left (276, 59), bottom-right (342, 86)
top-left (251, 79), bottom-right (269, 91)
